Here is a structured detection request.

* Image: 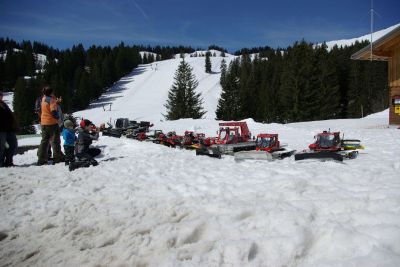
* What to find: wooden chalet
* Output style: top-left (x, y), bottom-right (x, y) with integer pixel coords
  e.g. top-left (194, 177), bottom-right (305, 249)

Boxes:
top-left (351, 25), bottom-right (400, 125)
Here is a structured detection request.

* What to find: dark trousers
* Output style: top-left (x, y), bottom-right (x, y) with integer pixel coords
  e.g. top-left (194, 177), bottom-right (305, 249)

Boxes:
top-left (0, 131), bottom-right (18, 167)
top-left (77, 148), bottom-right (101, 161)
top-left (37, 124), bottom-right (62, 164)
top-left (63, 145), bottom-right (75, 163)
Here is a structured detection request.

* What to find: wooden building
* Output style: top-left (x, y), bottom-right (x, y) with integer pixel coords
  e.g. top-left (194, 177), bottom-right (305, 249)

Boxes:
top-left (351, 25), bottom-right (400, 125)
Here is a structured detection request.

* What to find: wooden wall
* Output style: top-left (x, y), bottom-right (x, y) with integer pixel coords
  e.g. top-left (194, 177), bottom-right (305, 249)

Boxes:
top-left (388, 45), bottom-right (400, 87)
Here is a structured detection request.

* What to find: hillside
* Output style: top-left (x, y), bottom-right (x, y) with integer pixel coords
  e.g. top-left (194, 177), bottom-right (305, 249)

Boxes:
top-left (72, 25), bottom-right (400, 125)
top-left (324, 23), bottom-right (400, 50)
top-left (75, 50), bottom-right (235, 123)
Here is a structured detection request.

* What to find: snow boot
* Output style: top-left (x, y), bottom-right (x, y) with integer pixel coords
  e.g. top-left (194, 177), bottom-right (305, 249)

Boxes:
top-left (68, 160), bottom-right (91, 171)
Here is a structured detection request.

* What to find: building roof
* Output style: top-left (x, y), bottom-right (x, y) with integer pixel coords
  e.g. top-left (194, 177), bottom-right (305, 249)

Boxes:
top-left (351, 25), bottom-right (400, 61)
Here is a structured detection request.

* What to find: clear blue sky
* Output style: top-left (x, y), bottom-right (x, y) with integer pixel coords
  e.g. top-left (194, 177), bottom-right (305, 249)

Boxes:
top-left (0, 0), bottom-right (399, 51)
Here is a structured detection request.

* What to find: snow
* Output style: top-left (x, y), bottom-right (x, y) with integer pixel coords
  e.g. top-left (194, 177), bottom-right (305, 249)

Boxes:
top-left (365, 108), bottom-right (389, 119)
top-left (184, 49), bottom-right (233, 58)
top-left (324, 23), bottom-right (400, 50)
top-left (2, 91), bottom-right (14, 111)
top-left (74, 51), bottom-right (236, 123)
top-left (1, 107), bottom-right (400, 266)
top-left (1, 33), bottom-right (400, 266)
top-left (139, 51), bottom-right (158, 59)
top-left (34, 53), bottom-right (47, 68)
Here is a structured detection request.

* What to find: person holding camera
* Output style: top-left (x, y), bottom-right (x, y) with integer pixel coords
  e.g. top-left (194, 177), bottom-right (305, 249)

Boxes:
top-left (37, 86), bottom-right (63, 165)
top-left (75, 119), bottom-right (101, 164)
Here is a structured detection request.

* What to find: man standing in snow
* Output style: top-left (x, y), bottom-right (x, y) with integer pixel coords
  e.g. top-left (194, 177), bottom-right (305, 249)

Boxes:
top-left (0, 91), bottom-right (18, 167)
top-left (37, 86), bottom-right (63, 165)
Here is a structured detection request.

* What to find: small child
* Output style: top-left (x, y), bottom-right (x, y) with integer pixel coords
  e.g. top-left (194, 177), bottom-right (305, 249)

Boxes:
top-left (75, 119), bottom-right (100, 162)
top-left (62, 120), bottom-right (76, 165)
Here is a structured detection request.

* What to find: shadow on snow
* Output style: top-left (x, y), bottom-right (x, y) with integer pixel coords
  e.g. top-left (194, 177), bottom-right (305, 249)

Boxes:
top-left (85, 66), bottom-right (147, 110)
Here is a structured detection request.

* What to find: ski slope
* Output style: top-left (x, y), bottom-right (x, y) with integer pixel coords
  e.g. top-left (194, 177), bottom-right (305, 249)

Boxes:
top-left (75, 50), bottom-right (234, 123)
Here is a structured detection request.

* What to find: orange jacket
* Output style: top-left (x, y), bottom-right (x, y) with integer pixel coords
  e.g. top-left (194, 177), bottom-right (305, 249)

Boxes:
top-left (40, 95), bottom-right (59, 125)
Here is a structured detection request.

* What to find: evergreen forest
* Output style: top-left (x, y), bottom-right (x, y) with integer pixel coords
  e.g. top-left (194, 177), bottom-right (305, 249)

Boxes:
top-left (217, 41), bottom-right (387, 122)
top-left (0, 37), bottom-right (388, 132)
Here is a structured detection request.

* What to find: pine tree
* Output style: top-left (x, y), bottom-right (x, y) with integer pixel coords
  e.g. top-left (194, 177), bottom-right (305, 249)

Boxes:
top-left (76, 71), bottom-right (91, 109)
top-left (314, 44), bottom-right (340, 120)
top-left (216, 59), bottom-right (241, 120)
top-left (205, 51), bottom-right (212, 73)
top-left (115, 47), bottom-right (126, 78)
top-left (142, 53), bottom-right (148, 64)
top-left (164, 60), bottom-right (205, 120)
top-left (238, 53), bottom-right (253, 118)
top-left (279, 41), bottom-right (318, 122)
top-left (4, 49), bottom-right (18, 89)
top-left (101, 56), bottom-right (112, 88)
top-left (13, 77), bottom-right (39, 133)
top-left (347, 61), bottom-right (365, 117)
top-left (219, 58), bottom-right (227, 88)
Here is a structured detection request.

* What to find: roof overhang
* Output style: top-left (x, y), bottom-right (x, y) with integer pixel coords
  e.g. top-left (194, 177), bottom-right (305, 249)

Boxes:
top-left (351, 25), bottom-right (400, 61)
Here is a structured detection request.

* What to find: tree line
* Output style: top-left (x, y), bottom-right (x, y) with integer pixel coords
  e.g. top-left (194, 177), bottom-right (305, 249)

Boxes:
top-left (216, 40), bottom-right (388, 122)
top-left (9, 42), bottom-right (142, 133)
top-left (1, 37), bottom-right (388, 131)
top-left (0, 38), bottom-right (212, 133)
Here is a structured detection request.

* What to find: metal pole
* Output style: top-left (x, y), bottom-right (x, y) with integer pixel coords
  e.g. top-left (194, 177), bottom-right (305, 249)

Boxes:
top-left (370, 0), bottom-right (373, 61)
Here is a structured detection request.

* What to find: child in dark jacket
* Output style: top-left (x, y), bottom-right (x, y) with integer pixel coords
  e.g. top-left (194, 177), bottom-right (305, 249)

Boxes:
top-left (75, 119), bottom-right (100, 163)
top-left (68, 119), bottom-right (102, 171)
top-left (62, 120), bottom-right (76, 165)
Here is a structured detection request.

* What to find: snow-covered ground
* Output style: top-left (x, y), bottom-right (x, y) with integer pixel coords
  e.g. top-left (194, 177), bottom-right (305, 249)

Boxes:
top-left (1, 111), bottom-right (400, 266)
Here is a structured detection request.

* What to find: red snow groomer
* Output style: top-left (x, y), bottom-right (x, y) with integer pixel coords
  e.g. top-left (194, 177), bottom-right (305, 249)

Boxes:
top-left (295, 131), bottom-right (359, 162)
top-left (234, 133), bottom-right (295, 161)
top-left (181, 131), bottom-right (208, 149)
top-left (196, 121), bottom-right (256, 158)
top-left (159, 131), bottom-right (184, 147)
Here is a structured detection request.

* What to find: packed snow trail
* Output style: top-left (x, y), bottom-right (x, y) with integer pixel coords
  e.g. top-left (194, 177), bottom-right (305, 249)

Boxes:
top-left (1, 115), bottom-right (400, 266)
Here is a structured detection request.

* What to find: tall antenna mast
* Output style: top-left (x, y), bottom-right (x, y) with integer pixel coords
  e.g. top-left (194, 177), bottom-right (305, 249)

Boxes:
top-left (370, 0), bottom-right (374, 61)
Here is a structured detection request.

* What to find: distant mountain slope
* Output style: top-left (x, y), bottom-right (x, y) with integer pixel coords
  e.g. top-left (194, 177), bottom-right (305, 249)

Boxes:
top-left (324, 23), bottom-right (400, 50)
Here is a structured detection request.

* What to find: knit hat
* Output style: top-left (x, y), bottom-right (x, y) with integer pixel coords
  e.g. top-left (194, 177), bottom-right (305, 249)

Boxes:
top-left (64, 120), bottom-right (74, 129)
